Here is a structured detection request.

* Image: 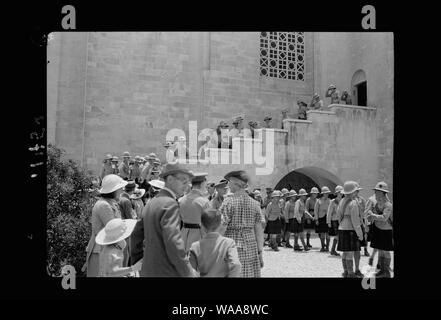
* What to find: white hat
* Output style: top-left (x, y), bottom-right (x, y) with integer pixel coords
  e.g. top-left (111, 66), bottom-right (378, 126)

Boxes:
top-left (95, 218), bottom-right (138, 246)
top-left (298, 189), bottom-right (308, 196)
top-left (342, 181), bottom-right (359, 195)
top-left (334, 185), bottom-right (343, 194)
top-left (99, 174), bottom-right (128, 194)
top-left (271, 190), bottom-right (283, 198)
top-left (130, 188), bottom-right (146, 200)
top-left (149, 179), bottom-right (165, 189)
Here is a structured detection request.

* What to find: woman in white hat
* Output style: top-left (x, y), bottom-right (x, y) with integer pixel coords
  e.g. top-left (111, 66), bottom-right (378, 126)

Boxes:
top-left (130, 188), bottom-right (146, 220)
top-left (314, 186), bottom-right (331, 252)
top-left (327, 185), bottom-right (344, 256)
top-left (304, 187), bottom-right (319, 248)
top-left (82, 174), bottom-right (128, 277)
top-left (265, 190), bottom-right (284, 251)
top-left (283, 190), bottom-right (297, 248)
top-left (366, 182), bottom-right (393, 278)
top-left (95, 218), bottom-right (142, 277)
top-left (337, 181), bottom-right (364, 278)
top-left (293, 189), bottom-right (310, 251)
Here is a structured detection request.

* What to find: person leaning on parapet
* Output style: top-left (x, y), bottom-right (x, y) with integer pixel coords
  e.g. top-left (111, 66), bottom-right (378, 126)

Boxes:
top-left (297, 101), bottom-right (308, 120)
top-left (325, 84), bottom-right (341, 105)
top-left (139, 163), bottom-right (197, 277)
top-left (281, 108), bottom-right (289, 129)
top-left (216, 121), bottom-right (230, 149)
top-left (309, 93), bottom-right (324, 110)
top-left (263, 115), bottom-right (272, 128)
top-left (340, 90), bottom-right (352, 105)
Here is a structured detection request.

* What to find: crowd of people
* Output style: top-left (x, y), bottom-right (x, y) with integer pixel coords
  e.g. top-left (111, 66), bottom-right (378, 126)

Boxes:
top-left (84, 155), bottom-right (393, 278)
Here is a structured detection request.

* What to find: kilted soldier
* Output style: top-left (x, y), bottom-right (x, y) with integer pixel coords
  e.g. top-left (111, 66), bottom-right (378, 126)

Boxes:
top-left (263, 187), bottom-right (273, 245)
top-left (129, 156), bottom-right (143, 184)
top-left (118, 151), bottom-right (131, 180)
top-left (314, 186), bottom-right (331, 252)
top-left (354, 182), bottom-right (370, 275)
top-left (278, 188), bottom-right (289, 247)
top-left (364, 193), bottom-right (379, 267)
top-left (100, 154), bottom-right (114, 182)
top-left (293, 189), bottom-right (310, 251)
top-left (283, 190), bottom-right (297, 248)
top-left (210, 179), bottom-right (228, 210)
top-left (220, 170), bottom-right (265, 277)
top-left (265, 190), bottom-right (283, 251)
top-left (304, 187), bottom-right (319, 248)
top-left (111, 156), bottom-right (119, 175)
top-left (366, 182), bottom-right (393, 278)
top-left (179, 172), bottom-right (210, 252)
top-left (337, 181), bottom-right (364, 278)
top-left (327, 185), bottom-right (344, 256)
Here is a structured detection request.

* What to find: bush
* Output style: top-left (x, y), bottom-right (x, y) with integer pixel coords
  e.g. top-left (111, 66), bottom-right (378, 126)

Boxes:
top-left (47, 144), bottom-right (98, 277)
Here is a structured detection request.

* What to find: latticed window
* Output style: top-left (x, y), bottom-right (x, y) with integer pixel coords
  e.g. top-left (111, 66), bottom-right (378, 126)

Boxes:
top-left (260, 32), bottom-right (305, 81)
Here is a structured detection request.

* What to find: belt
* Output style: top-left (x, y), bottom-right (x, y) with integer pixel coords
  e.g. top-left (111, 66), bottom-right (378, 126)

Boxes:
top-left (183, 223), bottom-right (200, 229)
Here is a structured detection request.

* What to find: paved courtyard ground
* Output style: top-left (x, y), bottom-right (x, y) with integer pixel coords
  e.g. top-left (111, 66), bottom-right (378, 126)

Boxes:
top-left (260, 235), bottom-right (394, 278)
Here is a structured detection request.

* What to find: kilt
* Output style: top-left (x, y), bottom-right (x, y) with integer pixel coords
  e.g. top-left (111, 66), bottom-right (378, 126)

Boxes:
top-left (292, 219), bottom-right (304, 233)
top-left (337, 230), bottom-right (361, 252)
top-left (266, 218), bottom-right (282, 235)
top-left (315, 216), bottom-right (328, 233)
top-left (328, 220), bottom-right (339, 236)
top-left (303, 217), bottom-right (315, 231)
top-left (285, 218), bottom-right (296, 233)
top-left (370, 224), bottom-right (394, 251)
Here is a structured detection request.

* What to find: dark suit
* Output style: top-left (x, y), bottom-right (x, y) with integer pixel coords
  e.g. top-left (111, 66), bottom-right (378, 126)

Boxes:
top-left (139, 188), bottom-right (195, 277)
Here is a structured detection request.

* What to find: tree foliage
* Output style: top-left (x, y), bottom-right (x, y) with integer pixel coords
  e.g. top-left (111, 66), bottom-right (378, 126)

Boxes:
top-left (47, 144), bottom-right (98, 277)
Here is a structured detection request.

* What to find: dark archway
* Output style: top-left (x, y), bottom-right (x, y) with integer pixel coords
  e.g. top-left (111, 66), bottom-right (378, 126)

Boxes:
top-left (275, 166), bottom-right (343, 197)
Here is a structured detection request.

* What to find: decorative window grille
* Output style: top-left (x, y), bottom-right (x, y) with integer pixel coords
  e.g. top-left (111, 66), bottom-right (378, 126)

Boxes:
top-left (260, 32), bottom-right (305, 81)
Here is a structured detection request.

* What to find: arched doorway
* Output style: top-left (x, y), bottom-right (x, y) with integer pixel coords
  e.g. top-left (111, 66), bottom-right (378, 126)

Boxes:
top-left (351, 69), bottom-right (367, 106)
top-left (275, 166), bottom-right (343, 197)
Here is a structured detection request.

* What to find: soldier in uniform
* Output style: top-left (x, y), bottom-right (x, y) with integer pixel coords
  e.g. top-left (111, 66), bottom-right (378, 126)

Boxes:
top-left (265, 190), bottom-right (284, 251)
top-left (278, 188), bottom-right (289, 247)
top-left (210, 179), bottom-right (228, 210)
top-left (325, 84), bottom-right (341, 105)
top-left (100, 154), bottom-right (114, 182)
top-left (293, 189), bottom-right (310, 251)
top-left (283, 190), bottom-right (297, 248)
top-left (314, 186), bottom-right (331, 252)
top-left (179, 172), bottom-right (210, 252)
top-left (304, 187), bottom-right (319, 248)
top-left (118, 151), bottom-right (131, 180)
top-left (111, 156), bottom-right (119, 175)
top-left (129, 156), bottom-right (143, 184)
top-left (327, 185), bottom-right (344, 256)
top-left (228, 119), bottom-right (241, 149)
top-left (366, 182), bottom-right (393, 278)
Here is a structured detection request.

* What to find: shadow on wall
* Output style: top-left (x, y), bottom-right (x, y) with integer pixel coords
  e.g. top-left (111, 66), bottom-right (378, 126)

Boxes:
top-left (275, 166), bottom-right (343, 194)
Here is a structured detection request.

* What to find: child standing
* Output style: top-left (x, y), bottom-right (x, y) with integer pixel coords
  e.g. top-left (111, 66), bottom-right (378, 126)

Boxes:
top-left (95, 218), bottom-right (142, 277)
top-left (189, 208), bottom-right (242, 277)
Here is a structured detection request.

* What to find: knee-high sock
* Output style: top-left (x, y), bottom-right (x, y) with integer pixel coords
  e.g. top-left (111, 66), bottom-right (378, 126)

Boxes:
top-left (354, 250), bottom-right (361, 271)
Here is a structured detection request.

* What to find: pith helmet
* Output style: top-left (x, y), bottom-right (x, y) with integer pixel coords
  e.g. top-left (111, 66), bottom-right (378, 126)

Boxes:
top-left (99, 174), bottom-right (128, 194)
top-left (298, 189), bottom-right (308, 196)
top-left (321, 186), bottom-right (331, 194)
top-left (373, 181), bottom-right (389, 193)
top-left (342, 181), bottom-right (359, 195)
top-left (334, 185), bottom-right (343, 194)
top-left (310, 187), bottom-right (319, 194)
